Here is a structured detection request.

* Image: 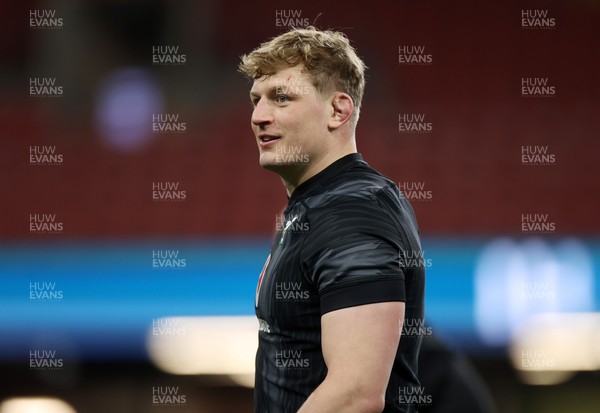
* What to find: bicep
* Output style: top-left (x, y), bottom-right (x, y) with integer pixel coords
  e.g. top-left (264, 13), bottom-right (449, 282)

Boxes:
top-left (321, 302), bottom-right (405, 395)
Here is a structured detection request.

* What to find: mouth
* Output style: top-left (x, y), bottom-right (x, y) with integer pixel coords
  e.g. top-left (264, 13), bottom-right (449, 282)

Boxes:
top-left (258, 134), bottom-right (282, 148)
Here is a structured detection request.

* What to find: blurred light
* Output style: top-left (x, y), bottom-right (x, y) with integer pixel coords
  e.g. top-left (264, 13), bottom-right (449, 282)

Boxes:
top-left (229, 373), bottom-right (255, 388)
top-left (516, 370), bottom-right (575, 386)
top-left (475, 238), bottom-right (594, 346)
top-left (95, 67), bottom-right (164, 152)
top-left (0, 397), bottom-right (76, 413)
top-left (146, 316), bottom-right (257, 387)
top-left (509, 312), bottom-right (600, 384)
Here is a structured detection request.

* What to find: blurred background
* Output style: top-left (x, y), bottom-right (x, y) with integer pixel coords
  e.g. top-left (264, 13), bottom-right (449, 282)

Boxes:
top-left (1, 0), bottom-right (599, 412)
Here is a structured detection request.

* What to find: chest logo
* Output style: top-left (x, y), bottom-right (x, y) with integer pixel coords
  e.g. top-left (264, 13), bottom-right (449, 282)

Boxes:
top-left (279, 216), bottom-right (299, 245)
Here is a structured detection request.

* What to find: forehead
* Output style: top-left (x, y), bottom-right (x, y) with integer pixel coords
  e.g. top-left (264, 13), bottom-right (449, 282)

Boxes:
top-left (250, 65), bottom-right (312, 94)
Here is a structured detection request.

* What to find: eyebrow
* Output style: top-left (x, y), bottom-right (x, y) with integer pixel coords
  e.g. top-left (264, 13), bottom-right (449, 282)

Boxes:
top-left (250, 85), bottom-right (298, 99)
top-left (249, 87), bottom-right (275, 102)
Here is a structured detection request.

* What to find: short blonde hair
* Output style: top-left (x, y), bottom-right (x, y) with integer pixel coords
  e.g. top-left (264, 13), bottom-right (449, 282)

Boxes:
top-left (239, 27), bottom-right (367, 125)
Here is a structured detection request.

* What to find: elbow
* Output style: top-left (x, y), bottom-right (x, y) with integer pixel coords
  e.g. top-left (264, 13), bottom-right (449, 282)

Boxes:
top-left (357, 392), bottom-right (385, 413)
top-left (323, 374), bottom-right (387, 412)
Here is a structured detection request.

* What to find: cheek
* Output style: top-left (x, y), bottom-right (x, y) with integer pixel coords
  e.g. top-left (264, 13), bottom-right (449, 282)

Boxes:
top-left (309, 98), bottom-right (331, 123)
top-left (280, 98), bottom-right (328, 135)
top-left (296, 99), bottom-right (325, 122)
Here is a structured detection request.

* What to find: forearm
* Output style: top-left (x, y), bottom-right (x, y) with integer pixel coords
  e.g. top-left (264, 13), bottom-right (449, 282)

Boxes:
top-left (297, 377), bottom-right (384, 413)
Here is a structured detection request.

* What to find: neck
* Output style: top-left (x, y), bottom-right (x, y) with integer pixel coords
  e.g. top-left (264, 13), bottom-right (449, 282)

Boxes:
top-left (281, 144), bottom-right (357, 197)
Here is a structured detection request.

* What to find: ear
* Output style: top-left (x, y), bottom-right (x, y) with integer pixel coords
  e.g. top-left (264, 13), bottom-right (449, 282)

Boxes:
top-left (328, 92), bottom-right (354, 130)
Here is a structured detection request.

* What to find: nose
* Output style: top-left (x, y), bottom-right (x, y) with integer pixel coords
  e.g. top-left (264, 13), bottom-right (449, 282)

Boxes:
top-left (251, 99), bottom-right (273, 127)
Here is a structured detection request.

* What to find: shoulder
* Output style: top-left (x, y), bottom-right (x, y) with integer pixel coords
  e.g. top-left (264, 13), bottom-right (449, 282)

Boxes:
top-left (305, 162), bottom-right (401, 212)
top-left (302, 166), bottom-right (403, 242)
top-left (300, 162), bottom-right (421, 253)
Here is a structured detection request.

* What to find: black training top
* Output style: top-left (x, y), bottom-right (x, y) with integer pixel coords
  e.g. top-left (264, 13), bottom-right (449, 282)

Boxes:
top-left (254, 153), bottom-right (425, 413)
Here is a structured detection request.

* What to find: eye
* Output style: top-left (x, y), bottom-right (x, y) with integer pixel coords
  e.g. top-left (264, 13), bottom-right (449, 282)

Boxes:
top-left (276, 94), bottom-right (289, 104)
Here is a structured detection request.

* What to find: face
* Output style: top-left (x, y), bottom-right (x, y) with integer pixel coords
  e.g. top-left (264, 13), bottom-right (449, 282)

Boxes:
top-left (249, 65), bottom-right (333, 178)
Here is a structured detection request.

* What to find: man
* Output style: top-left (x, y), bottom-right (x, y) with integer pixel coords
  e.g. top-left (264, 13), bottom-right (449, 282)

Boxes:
top-left (239, 27), bottom-right (425, 413)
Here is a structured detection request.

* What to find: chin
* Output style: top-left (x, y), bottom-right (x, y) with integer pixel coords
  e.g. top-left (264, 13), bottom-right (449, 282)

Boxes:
top-left (260, 160), bottom-right (285, 172)
top-left (259, 154), bottom-right (295, 174)
top-left (259, 152), bottom-right (274, 167)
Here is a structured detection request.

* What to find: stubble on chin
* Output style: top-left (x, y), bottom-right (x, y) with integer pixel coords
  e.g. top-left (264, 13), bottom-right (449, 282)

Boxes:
top-left (260, 152), bottom-right (307, 179)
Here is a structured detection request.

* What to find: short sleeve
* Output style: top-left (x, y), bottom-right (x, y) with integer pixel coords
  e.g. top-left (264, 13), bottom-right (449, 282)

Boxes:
top-left (302, 193), bottom-right (407, 315)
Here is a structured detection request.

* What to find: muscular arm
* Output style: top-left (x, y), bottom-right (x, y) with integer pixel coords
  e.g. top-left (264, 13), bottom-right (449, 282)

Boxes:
top-left (298, 301), bottom-right (404, 413)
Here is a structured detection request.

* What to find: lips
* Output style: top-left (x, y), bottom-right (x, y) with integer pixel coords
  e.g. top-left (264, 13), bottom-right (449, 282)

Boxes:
top-left (258, 134), bottom-right (282, 148)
